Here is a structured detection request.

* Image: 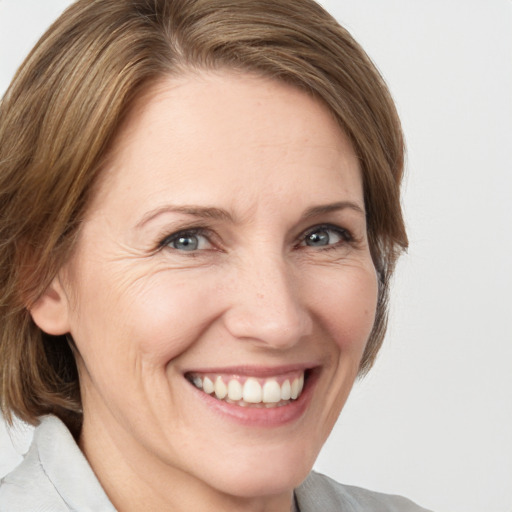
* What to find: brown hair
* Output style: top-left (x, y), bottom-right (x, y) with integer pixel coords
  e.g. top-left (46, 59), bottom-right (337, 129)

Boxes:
top-left (0, 0), bottom-right (407, 434)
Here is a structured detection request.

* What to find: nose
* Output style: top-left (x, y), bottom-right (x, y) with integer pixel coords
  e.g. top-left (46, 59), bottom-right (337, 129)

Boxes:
top-left (222, 252), bottom-right (313, 349)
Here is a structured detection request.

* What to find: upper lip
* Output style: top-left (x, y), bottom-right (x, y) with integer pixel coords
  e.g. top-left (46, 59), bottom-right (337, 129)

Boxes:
top-left (183, 363), bottom-right (320, 378)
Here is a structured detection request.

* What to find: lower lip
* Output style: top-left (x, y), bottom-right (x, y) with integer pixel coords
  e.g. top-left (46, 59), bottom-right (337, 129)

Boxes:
top-left (189, 371), bottom-right (318, 428)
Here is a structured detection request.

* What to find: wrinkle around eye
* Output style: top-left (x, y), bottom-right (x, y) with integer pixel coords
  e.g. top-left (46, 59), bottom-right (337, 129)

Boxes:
top-left (101, 253), bottom-right (218, 303)
top-left (293, 248), bottom-right (375, 273)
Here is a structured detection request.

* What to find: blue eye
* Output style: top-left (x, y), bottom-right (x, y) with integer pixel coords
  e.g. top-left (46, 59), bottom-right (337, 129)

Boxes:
top-left (172, 234), bottom-right (201, 251)
top-left (302, 226), bottom-right (349, 247)
top-left (162, 230), bottom-right (211, 252)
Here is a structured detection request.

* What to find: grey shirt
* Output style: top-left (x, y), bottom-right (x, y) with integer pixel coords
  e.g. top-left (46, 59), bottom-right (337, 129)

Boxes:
top-left (0, 416), bottom-right (432, 511)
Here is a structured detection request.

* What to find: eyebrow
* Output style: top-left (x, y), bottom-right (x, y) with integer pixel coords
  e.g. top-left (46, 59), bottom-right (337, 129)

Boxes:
top-left (302, 201), bottom-right (365, 219)
top-left (136, 200), bottom-right (365, 228)
top-left (136, 205), bottom-right (235, 228)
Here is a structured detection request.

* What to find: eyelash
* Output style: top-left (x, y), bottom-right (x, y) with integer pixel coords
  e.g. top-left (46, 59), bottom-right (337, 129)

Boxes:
top-left (157, 224), bottom-right (354, 253)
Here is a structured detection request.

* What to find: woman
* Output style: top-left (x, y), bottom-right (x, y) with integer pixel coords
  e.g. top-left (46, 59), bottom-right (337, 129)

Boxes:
top-left (0, 0), bottom-right (430, 510)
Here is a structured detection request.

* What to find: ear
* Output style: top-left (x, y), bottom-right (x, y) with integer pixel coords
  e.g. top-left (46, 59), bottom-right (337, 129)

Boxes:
top-left (29, 276), bottom-right (72, 336)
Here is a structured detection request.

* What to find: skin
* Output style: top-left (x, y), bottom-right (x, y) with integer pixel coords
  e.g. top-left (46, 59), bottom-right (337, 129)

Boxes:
top-left (31, 71), bottom-right (378, 512)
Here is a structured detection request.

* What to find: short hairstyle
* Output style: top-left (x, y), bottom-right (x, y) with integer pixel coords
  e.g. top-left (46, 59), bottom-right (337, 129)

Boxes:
top-left (0, 0), bottom-right (407, 435)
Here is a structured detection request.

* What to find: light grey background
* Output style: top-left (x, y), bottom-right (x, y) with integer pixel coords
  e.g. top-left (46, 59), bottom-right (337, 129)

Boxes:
top-left (1, 1), bottom-right (511, 512)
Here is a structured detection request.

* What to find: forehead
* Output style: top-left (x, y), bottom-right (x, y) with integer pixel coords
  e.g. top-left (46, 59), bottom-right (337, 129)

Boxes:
top-left (88, 71), bottom-right (363, 221)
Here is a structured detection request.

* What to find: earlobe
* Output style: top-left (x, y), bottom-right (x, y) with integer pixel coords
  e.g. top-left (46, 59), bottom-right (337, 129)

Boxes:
top-left (29, 276), bottom-right (72, 336)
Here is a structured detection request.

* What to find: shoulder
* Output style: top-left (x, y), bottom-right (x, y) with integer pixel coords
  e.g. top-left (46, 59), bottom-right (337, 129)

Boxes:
top-left (0, 415), bottom-right (114, 512)
top-left (0, 427), bottom-right (69, 512)
top-left (295, 471), bottom-right (433, 512)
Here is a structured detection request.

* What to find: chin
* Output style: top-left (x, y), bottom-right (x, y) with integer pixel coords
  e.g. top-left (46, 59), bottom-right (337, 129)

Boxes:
top-left (193, 439), bottom-right (319, 499)
top-left (212, 465), bottom-right (309, 499)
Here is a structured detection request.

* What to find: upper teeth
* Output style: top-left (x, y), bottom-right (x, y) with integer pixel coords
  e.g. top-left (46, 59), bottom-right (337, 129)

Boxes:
top-left (190, 373), bottom-right (305, 405)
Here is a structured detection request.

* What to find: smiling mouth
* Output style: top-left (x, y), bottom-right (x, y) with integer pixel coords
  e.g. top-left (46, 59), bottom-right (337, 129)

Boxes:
top-left (185, 371), bottom-right (307, 408)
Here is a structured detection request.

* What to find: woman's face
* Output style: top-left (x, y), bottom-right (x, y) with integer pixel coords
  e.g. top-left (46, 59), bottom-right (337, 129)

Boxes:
top-left (54, 72), bottom-right (378, 502)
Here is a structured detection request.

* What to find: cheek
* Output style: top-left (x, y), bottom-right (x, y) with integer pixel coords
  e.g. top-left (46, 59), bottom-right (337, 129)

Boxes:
top-left (68, 268), bottom-right (222, 421)
top-left (102, 270), bottom-right (220, 365)
top-left (68, 262), bottom-right (217, 375)
top-left (309, 265), bottom-right (378, 353)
